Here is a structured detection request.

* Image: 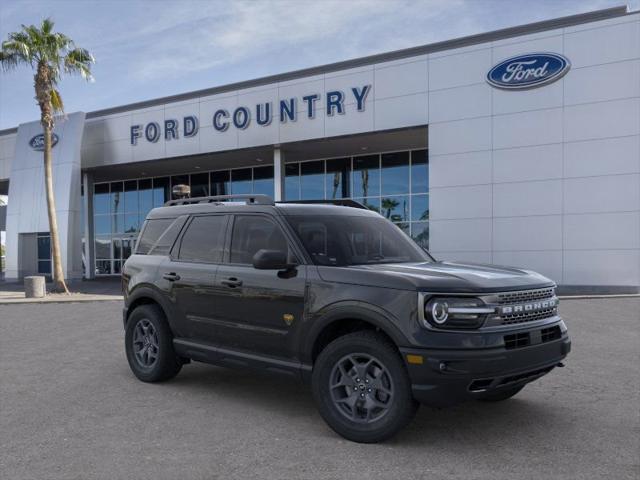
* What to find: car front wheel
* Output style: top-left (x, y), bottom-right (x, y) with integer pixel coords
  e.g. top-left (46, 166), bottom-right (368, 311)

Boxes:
top-left (312, 331), bottom-right (418, 443)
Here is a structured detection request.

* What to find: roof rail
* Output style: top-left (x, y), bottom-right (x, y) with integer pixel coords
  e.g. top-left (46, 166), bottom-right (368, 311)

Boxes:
top-left (165, 194), bottom-right (275, 206)
top-left (277, 199), bottom-right (368, 209)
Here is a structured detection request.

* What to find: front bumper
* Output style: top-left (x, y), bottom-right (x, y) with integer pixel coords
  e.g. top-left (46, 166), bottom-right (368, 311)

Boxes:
top-left (400, 328), bottom-right (571, 407)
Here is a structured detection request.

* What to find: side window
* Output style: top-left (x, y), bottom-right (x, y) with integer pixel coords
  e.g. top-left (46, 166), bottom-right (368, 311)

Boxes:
top-left (178, 215), bottom-right (227, 263)
top-left (136, 218), bottom-right (174, 254)
top-left (230, 216), bottom-right (288, 264)
top-left (148, 216), bottom-right (187, 255)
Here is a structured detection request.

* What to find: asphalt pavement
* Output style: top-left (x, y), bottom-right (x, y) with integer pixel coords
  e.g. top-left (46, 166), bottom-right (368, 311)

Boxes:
top-left (0, 297), bottom-right (638, 480)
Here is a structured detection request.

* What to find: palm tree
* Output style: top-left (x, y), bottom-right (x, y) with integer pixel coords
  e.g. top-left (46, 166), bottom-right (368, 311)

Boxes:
top-left (0, 18), bottom-right (94, 292)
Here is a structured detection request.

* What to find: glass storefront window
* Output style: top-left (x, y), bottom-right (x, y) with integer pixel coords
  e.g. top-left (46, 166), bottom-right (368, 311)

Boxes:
top-left (90, 149), bottom-right (428, 274)
top-left (381, 152), bottom-right (410, 195)
top-left (124, 180), bottom-right (138, 213)
top-left (300, 161), bottom-right (324, 200)
top-left (411, 222), bottom-right (429, 250)
top-left (253, 166), bottom-right (274, 197)
top-left (94, 183), bottom-right (110, 214)
top-left (326, 158), bottom-right (350, 199)
top-left (190, 172), bottom-right (209, 198)
top-left (381, 196), bottom-right (409, 222)
top-left (153, 177), bottom-right (169, 207)
top-left (231, 168), bottom-right (252, 194)
top-left (211, 171), bottom-right (230, 196)
top-left (285, 164), bottom-right (300, 200)
top-left (353, 155), bottom-right (380, 198)
top-left (411, 149), bottom-right (428, 193)
top-left (411, 194), bottom-right (429, 221)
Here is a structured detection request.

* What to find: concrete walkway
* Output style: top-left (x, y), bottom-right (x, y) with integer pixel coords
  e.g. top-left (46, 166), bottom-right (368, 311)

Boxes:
top-left (0, 277), bottom-right (123, 304)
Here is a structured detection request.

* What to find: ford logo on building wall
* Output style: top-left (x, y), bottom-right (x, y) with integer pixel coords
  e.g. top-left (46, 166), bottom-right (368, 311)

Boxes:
top-left (29, 133), bottom-right (59, 151)
top-left (487, 53), bottom-right (570, 90)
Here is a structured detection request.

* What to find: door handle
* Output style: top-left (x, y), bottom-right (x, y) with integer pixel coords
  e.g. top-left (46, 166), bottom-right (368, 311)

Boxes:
top-left (221, 277), bottom-right (243, 288)
top-left (162, 272), bottom-right (181, 281)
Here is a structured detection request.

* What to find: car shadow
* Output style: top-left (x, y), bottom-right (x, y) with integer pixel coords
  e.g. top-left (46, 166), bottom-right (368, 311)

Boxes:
top-left (149, 362), bottom-right (566, 446)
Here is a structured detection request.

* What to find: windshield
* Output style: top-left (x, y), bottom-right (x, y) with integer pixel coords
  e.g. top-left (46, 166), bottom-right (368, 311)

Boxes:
top-left (286, 215), bottom-right (432, 266)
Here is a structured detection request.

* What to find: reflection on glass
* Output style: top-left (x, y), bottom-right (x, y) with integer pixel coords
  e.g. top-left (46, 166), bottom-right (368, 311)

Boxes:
top-left (411, 149), bottom-right (428, 193)
top-left (110, 182), bottom-right (123, 216)
top-left (153, 177), bottom-right (169, 207)
top-left (124, 180), bottom-right (138, 212)
top-left (411, 222), bottom-right (429, 250)
top-left (394, 223), bottom-right (410, 236)
top-left (411, 194), bottom-right (429, 221)
top-left (122, 238), bottom-right (134, 259)
top-left (211, 171), bottom-right (230, 196)
top-left (124, 214), bottom-right (139, 233)
top-left (112, 214), bottom-right (124, 234)
top-left (231, 168), bottom-right (252, 194)
top-left (95, 260), bottom-right (111, 275)
top-left (38, 260), bottom-right (51, 274)
top-left (37, 235), bottom-right (51, 260)
top-left (94, 183), bottom-right (110, 214)
top-left (353, 155), bottom-right (380, 198)
top-left (285, 164), bottom-right (300, 200)
top-left (113, 261), bottom-right (122, 274)
top-left (300, 161), bottom-right (324, 200)
top-left (381, 152), bottom-right (409, 195)
top-left (381, 196), bottom-right (409, 222)
top-left (353, 197), bottom-right (380, 213)
top-left (95, 237), bottom-right (110, 259)
top-left (94, 215), bottom-right (110, 235)
top-left (113, 238), bottom-right (122, 260)
top-left (190, 172), bottom-right (209, 198)
top-left (326, 158), bottom-right (350, 199)
top-left (253, 166), bottom-right (274, 197)
top-left (138, 179), bottom-right (153, 217)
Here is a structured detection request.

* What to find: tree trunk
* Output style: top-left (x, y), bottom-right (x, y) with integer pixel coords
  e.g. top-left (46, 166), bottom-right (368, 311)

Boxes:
top-left (43, 122), bottom-right (69, 293)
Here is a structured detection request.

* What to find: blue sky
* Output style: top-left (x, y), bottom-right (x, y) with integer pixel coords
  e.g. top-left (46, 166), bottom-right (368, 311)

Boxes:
top-left (0, 0), bottom-right (634, 130)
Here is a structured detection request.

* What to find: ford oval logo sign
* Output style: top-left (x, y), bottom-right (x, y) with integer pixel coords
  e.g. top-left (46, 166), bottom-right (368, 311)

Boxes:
top-left (29, 133), bottom-right (59, 151)
top-left (487, 53), bottom-right (570, 90)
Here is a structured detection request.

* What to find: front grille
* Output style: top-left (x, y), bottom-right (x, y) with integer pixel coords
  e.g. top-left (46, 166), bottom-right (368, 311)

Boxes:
top-left (496, 287), bottom-right (555, 305)
top-left (503, 325), bottom-right (563, 350)
top-left (497, 287), bottom-right (558, 325)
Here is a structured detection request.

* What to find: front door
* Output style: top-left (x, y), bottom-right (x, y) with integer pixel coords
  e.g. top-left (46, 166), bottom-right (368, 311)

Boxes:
top-left (209, 214), bottom-right (306, 359)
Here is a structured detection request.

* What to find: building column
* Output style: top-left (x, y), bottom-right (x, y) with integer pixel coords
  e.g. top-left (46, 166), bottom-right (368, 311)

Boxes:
top-left (273, 147), bottom-right (285, 201)
top-left (83, 172), bottom-right (95, 279)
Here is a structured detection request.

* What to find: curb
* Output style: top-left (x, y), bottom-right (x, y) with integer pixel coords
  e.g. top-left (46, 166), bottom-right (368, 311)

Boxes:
top-left (0, 296), bottom-right (123, 305)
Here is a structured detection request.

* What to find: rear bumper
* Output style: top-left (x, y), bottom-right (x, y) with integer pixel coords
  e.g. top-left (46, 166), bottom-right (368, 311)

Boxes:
top-left (400, 332), bottom-right (571, 407)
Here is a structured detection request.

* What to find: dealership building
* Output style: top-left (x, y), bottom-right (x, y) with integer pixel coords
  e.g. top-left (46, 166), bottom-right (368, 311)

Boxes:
top-left (0, 5), bottom-right (638, 292)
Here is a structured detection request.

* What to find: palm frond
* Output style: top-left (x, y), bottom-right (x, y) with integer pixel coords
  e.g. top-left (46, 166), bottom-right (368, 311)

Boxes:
top-left (50, 88), bottom-right (64, 113)
top-left (64, 47), bottom-right (94, 81)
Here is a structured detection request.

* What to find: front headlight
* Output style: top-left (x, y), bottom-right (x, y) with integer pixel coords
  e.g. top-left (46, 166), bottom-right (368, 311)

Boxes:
top-left (422, 296), bottom-right (495, 329)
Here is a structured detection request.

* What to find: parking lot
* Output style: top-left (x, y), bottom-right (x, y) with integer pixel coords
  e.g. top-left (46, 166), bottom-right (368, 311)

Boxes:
top-left (0, 297), bottom-right (638, 480)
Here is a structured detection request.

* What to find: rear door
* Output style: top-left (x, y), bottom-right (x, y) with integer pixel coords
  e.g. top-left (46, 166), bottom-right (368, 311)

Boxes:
top-left (208, 213), bottom-right (307, 359)
top-left (160, 214), bottom-right (229, 340)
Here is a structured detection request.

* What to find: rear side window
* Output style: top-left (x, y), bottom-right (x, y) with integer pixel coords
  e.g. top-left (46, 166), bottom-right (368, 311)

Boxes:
top-left (136, 218), bottom-right (174, 254)
top-left (178, 215), bottom-right (228, 263)
top-left (230, 215), bottom-right (288, 264)
top-left (148, 216), bottom-right (187, 255)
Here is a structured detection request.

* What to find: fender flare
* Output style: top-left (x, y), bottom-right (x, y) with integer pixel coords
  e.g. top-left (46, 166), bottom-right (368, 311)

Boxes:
top-left (300, 301), bottom-right (410, 364)
top-left (125, 284), bottom-right (178, 332)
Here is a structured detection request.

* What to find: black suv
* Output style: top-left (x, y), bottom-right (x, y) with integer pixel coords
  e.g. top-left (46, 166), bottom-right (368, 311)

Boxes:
top-left (122, 194), bottom-right (570, 443)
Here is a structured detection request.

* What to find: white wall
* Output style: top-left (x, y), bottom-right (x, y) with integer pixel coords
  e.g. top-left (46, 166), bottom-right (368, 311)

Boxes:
top-left (428, 12), bottom-right (640, 289)
top-left (0, 133), bottom-right (16, 181)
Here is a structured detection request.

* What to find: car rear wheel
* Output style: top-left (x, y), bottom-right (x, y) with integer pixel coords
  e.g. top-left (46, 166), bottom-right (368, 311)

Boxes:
top-left (477, 385), bottom-right (524, 402)
top-left (125, 304), bottom-right (182, 382)
top-left (312, 331), bottom-right (418, 443)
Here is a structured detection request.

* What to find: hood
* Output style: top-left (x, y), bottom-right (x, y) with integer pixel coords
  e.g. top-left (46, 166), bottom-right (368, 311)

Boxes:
top-left (316, 261), bottom-right (554, 293)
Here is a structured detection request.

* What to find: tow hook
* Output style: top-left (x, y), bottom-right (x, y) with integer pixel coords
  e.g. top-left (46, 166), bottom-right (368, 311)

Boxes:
top-left (557, 362), bottom-right (565, 368)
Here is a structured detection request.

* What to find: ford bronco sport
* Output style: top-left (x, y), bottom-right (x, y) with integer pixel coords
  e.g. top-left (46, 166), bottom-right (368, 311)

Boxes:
top-left (122, 194), bottom-right (571, 443)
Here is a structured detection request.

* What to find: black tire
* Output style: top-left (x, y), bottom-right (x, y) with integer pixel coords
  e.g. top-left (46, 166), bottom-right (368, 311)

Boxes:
top-left (312, 331), bottom-right (418, 443)
top-left (477, 385), bottom-right (524, 402)
top-left (125, 304), bottom-right (182, 382)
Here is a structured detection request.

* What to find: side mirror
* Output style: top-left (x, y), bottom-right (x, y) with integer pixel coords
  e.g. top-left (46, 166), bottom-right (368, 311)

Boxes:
top-left (252, 249), bottom-right (295, 270)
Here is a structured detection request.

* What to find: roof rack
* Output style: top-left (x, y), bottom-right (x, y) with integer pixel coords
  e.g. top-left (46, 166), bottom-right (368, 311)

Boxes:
top-left (165, 194), bottom-right (275, 206)
top-left (277, 199), bottom-right (368, 209)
